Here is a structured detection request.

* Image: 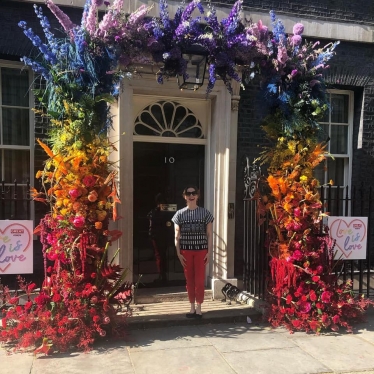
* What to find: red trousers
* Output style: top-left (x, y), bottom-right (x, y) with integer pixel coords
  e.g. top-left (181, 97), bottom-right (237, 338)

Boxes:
top-left (181, 249), bottom-right (207, 304)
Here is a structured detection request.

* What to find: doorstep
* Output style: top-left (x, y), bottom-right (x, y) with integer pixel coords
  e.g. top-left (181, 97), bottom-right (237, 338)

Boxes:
top-left (126, 286), bottom-right (264, 330)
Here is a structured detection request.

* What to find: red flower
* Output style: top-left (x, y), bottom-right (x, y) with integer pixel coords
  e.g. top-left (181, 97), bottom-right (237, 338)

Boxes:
top-left (52, 293), bottom-right (61, 302)
top-left (83, 175), bottom-right (96, 187)
top-left (321, 291), bottom-right (332, 303)
top-left (34, 293), bottom-right (50, 306)
top-left (8, 297), bottom-right (19, 305)
top-left (286, 294), bottom-right (293, 304)
top-left (309, 320), bottom-right (320, 331)
top-left (332, 315), bottom-right (340, 324)
top-left (93, 315), bottom-right (100, 323)
top-left (312, 275), bottom-right (320, 282)
top-left (321, 314), bottom-right (331, 326)
top-left (291, 319), bottom-right (302, 328)
top-left (309, 291), bottom-right (317, 301)
top-left (27, 283), bottom-right (37, 292)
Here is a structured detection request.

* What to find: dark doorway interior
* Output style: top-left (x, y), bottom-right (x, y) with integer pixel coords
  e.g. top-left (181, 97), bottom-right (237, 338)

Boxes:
top-left (133, 142), bottom-right (205, 287)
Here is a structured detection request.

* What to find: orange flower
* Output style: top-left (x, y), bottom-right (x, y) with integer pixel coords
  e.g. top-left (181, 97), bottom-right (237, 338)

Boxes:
top-left (95, 222), bottom-right (103, 230)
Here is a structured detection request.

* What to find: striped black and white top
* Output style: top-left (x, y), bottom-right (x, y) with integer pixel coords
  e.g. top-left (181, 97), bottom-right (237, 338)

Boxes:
top-left (172, 206), bottom-right (214, 250)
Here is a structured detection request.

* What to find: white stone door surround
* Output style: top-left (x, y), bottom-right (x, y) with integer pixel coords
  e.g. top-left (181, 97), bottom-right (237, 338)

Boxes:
top-left (109, 72), bottom-right (239, 299)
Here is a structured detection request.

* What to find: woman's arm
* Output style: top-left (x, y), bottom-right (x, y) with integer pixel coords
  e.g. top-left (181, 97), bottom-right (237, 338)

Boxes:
top-left (174, 224), bottom-right (186, 267)
top-left (204, 222), bottom-right (213, 265)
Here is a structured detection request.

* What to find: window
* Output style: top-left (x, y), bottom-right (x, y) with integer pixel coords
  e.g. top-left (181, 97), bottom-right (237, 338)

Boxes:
top-left (0, 62), bottom-right (33, 219)
top-left (315, 90), bottom-right (353, 215)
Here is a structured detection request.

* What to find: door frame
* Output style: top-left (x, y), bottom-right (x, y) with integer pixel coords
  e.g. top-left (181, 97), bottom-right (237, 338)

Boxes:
top-left (110, 72), bottom-right (237, 297)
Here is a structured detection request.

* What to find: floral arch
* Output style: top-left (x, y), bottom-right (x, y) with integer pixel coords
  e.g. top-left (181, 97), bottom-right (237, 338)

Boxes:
top-left (0, 0), bottom-right (370, 354)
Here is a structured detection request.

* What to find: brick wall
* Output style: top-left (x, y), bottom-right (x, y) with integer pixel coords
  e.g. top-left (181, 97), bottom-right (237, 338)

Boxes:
top-left (213, 0), bottom-right (374, 25)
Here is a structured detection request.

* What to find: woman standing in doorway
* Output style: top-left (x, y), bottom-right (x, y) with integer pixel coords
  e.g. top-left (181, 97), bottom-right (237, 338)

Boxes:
top-left (172, 186), bottom-right (214, 318)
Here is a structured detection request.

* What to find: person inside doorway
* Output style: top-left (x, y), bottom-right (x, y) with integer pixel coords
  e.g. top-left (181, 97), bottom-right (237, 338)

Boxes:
top-left (172, 186), bottom-right (214, 318)
top-left (147, 193), bottom-right (168, 284)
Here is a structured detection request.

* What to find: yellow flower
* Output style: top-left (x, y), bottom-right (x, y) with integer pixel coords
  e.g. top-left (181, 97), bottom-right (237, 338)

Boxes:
top-left (300, 175), bottom-right (308, 183)
top-left (60, 208), bottom-right (68, 216)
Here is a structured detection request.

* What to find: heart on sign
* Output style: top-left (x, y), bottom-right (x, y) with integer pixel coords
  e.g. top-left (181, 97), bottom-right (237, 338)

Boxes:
top-left (0, 223), bottom-right (32, 273)
top-left (329, 218), bottom-right (367, 260)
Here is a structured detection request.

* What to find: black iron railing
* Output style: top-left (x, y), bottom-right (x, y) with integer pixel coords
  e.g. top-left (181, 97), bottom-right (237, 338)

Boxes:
top-left (242, 162), bottom-right (374, 299)
top-left (0, 180), bottom-right (31, 220)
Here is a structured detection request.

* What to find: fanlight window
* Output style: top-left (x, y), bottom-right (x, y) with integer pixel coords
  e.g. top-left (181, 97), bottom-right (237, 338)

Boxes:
top-left (134, 101), bottom-right (204, 138)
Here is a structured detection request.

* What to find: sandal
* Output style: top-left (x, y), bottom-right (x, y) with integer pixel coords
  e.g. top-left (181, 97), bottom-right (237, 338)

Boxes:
top-left (186, 311), bottom-right (196, 318)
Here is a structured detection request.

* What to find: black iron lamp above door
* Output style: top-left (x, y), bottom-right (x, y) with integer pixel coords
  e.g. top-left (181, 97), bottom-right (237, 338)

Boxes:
top-left (177, 45), bottom-right (207, 91)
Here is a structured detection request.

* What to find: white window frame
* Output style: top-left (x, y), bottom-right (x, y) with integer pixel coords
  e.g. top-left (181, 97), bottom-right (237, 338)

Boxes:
top-left (319, 89), bottom-right (354, 189)
top-left (0, 59), bottom-right (34, 220)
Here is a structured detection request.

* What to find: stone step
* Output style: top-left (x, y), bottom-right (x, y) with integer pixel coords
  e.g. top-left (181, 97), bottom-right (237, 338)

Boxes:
top-left (126, 286), bottom-right (265, 330)
top-left (127, 299), bottom-right (263, 330)
top-left (133, 286), bottom-right (212, 304)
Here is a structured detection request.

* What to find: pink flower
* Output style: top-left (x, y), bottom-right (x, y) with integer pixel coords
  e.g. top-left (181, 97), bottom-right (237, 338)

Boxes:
top-left (332, 315), bottom-right (340, 324)
top-left (321, 291), bottom-right (333, 303)
top-left (98, 328), bottom-right (106, 337)
top-left (293, 207), bottom-right (301, 217)
top-left (69, 188), bottom-right (81, 199)
top-left (45, 0), bottom-right (76, 32)
top-left (292, 250), bottom-right (303, 261)
top-left (293, 23), bottom-right (304, 35)
top-left (73, 215), bottom-right (85, 228)
top-left (103, 316), bottom-right (111, 324)
top-left (83, 175), bottom-right (96, 188)
top-left (299, 302), bottom-right (311, 313)
top-left (291, 35), bottom-right (302, 46)
top-left (277, 46), bottom-right (288, 65)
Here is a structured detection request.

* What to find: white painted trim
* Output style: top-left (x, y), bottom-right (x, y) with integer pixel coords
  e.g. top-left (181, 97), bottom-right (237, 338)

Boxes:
top-left (133, 136), bottom-right (206, 145)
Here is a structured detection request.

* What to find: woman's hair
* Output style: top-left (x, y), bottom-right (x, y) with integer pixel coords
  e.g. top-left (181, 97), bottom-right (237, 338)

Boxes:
top-left (182, 185), bottom-right (200, 196)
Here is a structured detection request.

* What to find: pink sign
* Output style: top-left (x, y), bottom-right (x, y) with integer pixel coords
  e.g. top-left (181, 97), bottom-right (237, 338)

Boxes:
top-left (0, 221), bottom-right (33, 274)
top-left (328, 217), bottom-right (368, 260)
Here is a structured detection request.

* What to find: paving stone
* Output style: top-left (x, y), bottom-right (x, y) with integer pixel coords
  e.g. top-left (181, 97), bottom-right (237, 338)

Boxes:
top-left (126, 325), bottom-right (211, 352)
top-left (198, 323), bottom-right (297, 352)
top-left (222, 346), bottom-right (331, 374)
top-left (129, 346), bottom-right (236, 374)
top-left (291, 334), bottom-right (374, 373)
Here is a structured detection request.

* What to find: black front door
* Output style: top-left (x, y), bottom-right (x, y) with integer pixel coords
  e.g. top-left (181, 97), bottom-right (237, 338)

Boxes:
top-left (133, 142), bottom-right (205, 287)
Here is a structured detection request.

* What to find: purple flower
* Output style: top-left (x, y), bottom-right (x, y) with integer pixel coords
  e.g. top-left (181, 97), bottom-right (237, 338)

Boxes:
top-left (93, 0), bottom-right (104, 6)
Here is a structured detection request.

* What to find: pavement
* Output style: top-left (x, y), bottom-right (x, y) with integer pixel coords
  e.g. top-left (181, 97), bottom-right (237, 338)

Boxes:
top-left (3, 306), bottom-right (374, 374)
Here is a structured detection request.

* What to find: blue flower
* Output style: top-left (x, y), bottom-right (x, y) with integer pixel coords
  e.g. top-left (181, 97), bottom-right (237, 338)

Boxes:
top-left (267, 83), bottom-right (278, 94)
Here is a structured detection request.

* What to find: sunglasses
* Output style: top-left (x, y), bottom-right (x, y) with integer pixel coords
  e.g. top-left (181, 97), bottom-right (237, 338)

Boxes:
top-left (185, 191), bottom-right (197, 196)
